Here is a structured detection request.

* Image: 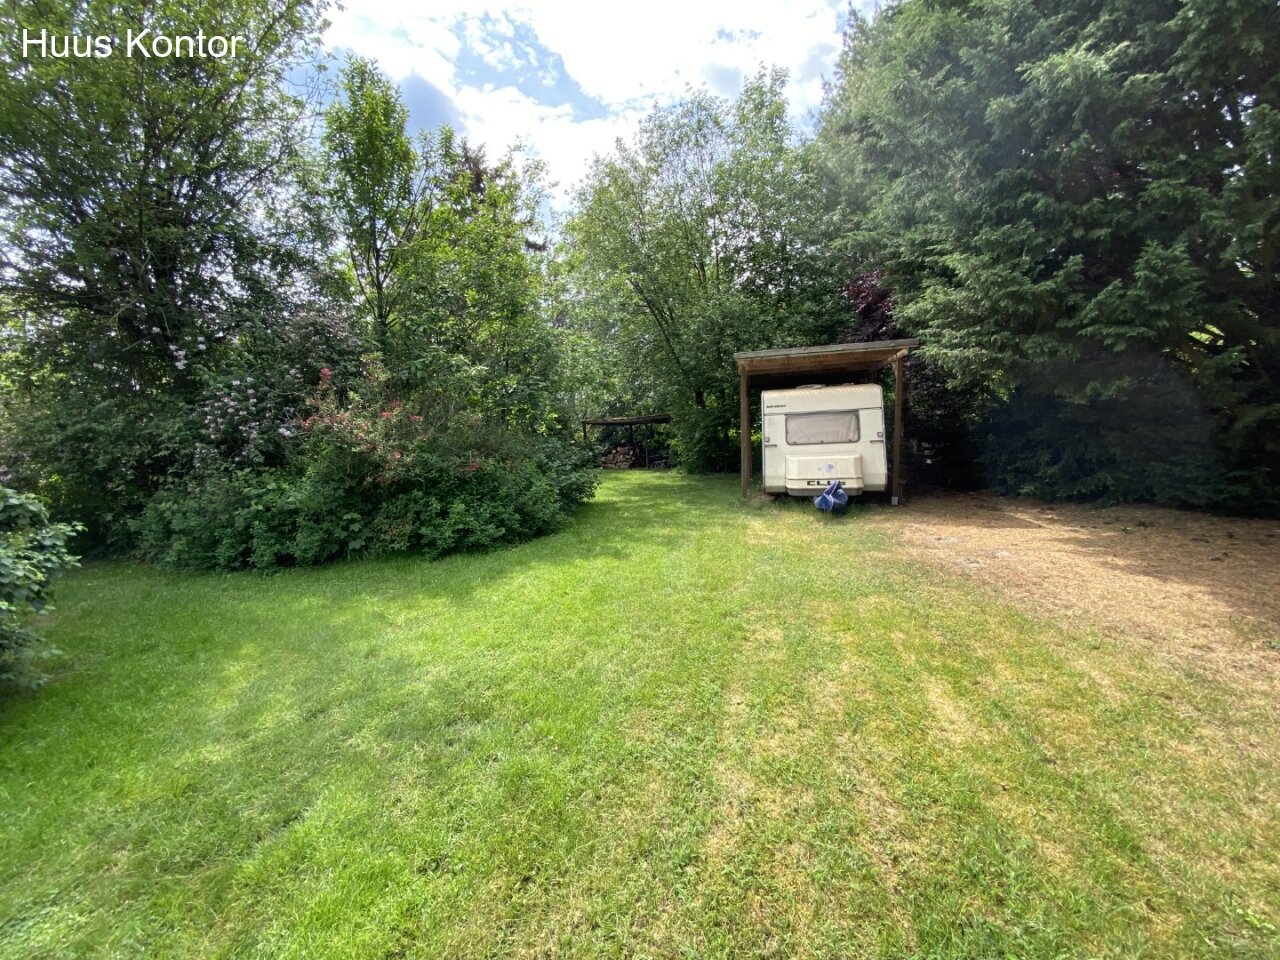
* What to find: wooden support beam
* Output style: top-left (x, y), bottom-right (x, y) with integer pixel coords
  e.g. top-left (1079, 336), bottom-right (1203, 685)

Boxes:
top-left (892, 357), bottom-right (905, 506)
top-left (740, 370), bottom-right (751, 498)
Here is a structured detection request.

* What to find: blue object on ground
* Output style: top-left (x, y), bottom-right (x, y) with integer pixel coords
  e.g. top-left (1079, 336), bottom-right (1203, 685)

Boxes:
top-left (813, 480), bottom-right (848, 513)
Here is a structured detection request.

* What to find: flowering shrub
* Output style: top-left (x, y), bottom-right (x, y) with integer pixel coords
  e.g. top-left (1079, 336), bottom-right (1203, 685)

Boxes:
top-left (1, 487), bottom-right (82, 687)
top-left (1, 305), bottom-right (364, 551)
top-left (134, 365), bottom-right (597, 570)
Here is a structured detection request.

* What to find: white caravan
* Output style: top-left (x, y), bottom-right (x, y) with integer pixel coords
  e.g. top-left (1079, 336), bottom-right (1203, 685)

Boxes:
top-left (760, 383), bottom-right (888, 497)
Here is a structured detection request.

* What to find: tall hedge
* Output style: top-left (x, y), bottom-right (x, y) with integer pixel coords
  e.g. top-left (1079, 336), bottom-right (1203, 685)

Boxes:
top-left (817, 0), bottom-right (1280, 511)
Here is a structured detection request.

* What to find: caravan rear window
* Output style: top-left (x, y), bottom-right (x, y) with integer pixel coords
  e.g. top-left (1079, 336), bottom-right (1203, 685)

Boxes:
top-left (785, 410), bottom-right (859, 445)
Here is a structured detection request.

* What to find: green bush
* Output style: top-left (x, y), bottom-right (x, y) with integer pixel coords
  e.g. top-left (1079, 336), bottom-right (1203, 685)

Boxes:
top-left (668, 404), bottom-right (740, 474)
top-left (133, 376), bottom-right (598, 570)
top-left (0, 487), bottom-right (82, 687)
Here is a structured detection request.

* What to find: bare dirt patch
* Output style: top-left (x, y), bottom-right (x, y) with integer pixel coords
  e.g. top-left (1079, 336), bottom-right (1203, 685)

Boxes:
top-left (864, 492), bottom-right (1280, 682)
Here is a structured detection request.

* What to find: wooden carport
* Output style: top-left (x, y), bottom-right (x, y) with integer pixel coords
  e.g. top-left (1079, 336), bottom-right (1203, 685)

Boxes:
top-left (733, 339), bottom-right (920, 501)
top-left (579, 413), bottom-right (673, 441)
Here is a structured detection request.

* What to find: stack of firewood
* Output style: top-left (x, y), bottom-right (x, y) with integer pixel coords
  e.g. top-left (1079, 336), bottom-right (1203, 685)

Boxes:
top-left (602, 445), bottom-right (639, 468)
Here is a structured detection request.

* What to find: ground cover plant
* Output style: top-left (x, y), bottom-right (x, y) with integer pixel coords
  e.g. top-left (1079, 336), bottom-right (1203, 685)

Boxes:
top-left (1, 472), bottom-right (1276, 958)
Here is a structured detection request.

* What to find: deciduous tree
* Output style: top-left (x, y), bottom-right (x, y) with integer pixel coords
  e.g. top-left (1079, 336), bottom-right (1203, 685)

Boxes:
top-left (566, 69), bottom-right (843, 468)
top-left (323, 55), bottom-right (425, 354)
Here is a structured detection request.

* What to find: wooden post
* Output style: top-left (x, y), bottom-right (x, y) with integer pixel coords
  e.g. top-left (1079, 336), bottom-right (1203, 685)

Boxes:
top-left (739, 368), bottom-right (751, 497)
top-left (892, 357), bottom-right (905, 505)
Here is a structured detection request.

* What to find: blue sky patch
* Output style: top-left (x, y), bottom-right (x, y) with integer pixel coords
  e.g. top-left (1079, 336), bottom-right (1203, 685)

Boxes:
top-left (450, 13), bottom-right (608, 121)
top-left (400, 72), bottom-right (464, 133)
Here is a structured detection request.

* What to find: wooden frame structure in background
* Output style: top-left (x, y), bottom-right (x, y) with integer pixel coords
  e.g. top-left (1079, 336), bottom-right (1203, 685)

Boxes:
top-left (732, 340), bottom-right (920, 502)
top-left (580, 414), bottom-right (673, 469)
top-left (579, 413), bottom-right (673, 442)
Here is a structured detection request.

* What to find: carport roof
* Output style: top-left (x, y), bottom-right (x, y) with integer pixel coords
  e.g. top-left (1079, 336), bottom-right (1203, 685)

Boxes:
top-left (733, 339), bottom-right (919, 380)
top-left (579, 414), bottom-right (673, 427)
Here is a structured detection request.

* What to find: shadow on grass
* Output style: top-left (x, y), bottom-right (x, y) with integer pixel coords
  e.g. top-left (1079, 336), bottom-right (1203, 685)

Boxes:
top-left (0, 472), bottom-right (733, 726)
top-left (0, 473), bottom-right (747, 947)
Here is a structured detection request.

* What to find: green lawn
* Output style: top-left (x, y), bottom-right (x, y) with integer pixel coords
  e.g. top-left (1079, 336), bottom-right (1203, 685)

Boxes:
top-left (1, 472), bottom-right (1277, 958)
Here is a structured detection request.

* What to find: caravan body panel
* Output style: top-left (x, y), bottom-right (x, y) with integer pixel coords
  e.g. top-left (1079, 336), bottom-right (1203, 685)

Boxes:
top-left (761, 383), bottom-right (887, 496)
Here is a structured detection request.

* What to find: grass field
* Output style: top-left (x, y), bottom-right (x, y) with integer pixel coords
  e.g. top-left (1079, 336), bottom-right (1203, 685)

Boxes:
top-left (1, 472), bottom-right (1277, 958)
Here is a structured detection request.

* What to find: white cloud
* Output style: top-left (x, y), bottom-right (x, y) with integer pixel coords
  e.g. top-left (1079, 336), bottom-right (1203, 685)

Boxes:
top-left (450, 83), bottom-right (645, 204)
top-left (324, 8), bottom-right (459, 92)
top-left (322, 0), bottom-right (860, 208)
top-left (514, 0), bottom-right (844, 115)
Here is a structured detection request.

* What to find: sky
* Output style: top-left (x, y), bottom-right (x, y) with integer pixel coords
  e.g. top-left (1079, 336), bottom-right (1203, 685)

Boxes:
top-left (321, 1), bottom-right (864, 210)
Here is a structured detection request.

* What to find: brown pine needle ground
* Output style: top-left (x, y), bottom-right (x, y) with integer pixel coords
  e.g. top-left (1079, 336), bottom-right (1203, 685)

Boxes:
top-left (864, 492), bottom-right (1280, 689)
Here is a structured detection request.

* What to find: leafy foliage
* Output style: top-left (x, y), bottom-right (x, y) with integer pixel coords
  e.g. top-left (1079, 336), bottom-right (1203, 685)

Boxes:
top-left (323, 56), bottom-right (425, 351)
top-left (322, 58), bottom-right (564, 428)
top-left (979, 349), bottom-right (1243, 506)
top-left (564, 70), bottom-right (846, 470)
top-left (840, 272), bottom-right (996, 490)
top-left (395, 138), bottom-right (558, 428)
top-left (0, 486), bottom-right (80, 687)
top-left (134, 362), bottom-right (595, 570)
top-left (0, 298), bottom-right (364, 547)
top-left (0, 24), bottom-right (596, 574)
top-left (0, 0), bottom-right (340, 537)
top-left (0, 0), bottom-right (328, 395)
top-left (817, 0), bottom-right (1280, 510)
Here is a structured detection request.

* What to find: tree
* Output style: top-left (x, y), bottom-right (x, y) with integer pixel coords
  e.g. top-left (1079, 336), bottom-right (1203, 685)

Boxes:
top-left (816, 0), bottom-right (1280, 509)
top-left (322, 56), bottom-right (426, 354)
top-left (397, 139), bottom-right (559, 428)
top-left (566, 69), bottom-right (843, 469)
top-left (320, 60), bottom-right (559, 426)
top-left (0, 0), bottom-right (330, 534)
top-left (0, 0), bottom-right (327, 393)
